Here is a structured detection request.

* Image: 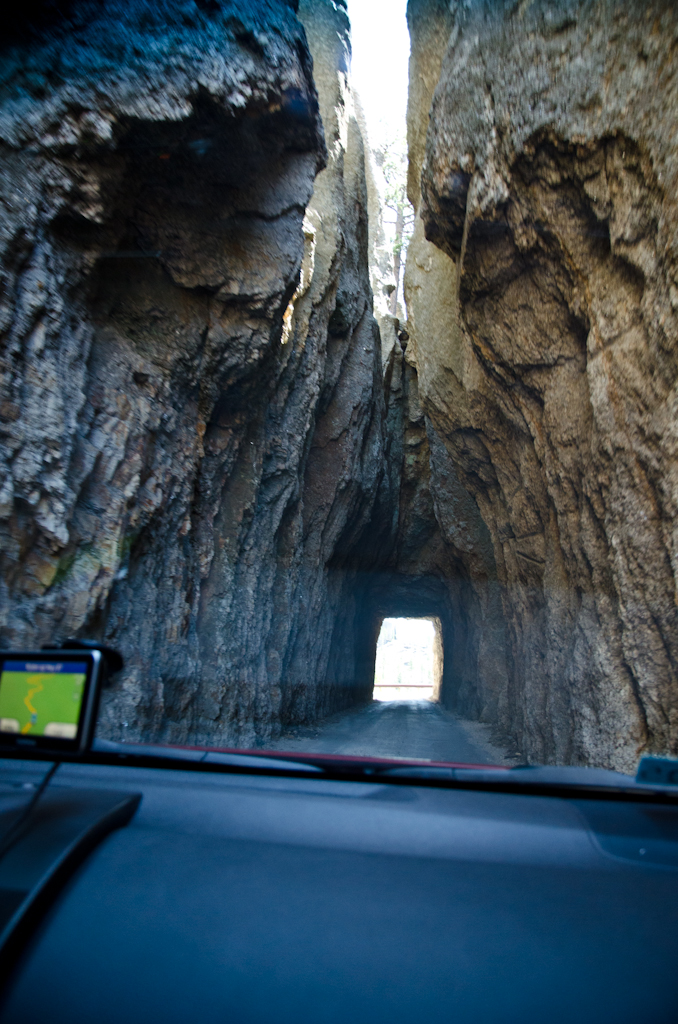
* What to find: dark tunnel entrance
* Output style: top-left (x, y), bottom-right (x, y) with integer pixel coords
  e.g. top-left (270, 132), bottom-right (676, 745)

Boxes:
top-left (344, 571), bottom-right (467, 716)
top-left (268, 568), bottom-right (510, 763)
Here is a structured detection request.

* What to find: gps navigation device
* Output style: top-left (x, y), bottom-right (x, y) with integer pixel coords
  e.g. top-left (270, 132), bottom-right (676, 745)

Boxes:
top-left (0, 650), bottom-right (104, 756)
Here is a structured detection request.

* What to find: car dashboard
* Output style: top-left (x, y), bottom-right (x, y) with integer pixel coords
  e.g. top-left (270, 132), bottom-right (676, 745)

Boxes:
top-left (0, 753), bottom-right (676, 1023)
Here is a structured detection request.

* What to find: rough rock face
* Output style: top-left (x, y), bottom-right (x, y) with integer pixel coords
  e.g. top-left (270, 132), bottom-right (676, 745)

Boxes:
top-left (407, 0), bottom-right (678, 770)
top-left (314, 304), bottom-right (511, 745)
top-left (379, 340), bottom-right (510, 727)
top-left (9, 0), bottom-right (672, 771)
top-left (0, 0), bottom-right (385, 747)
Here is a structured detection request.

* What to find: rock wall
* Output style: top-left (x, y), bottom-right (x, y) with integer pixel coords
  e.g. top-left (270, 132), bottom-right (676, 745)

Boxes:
top-left (406, 0), bottom-right (678, 770)
top-left (0, 0), bottom-right (385, 747)
top-left (8, 0), bottom-right (670, 770)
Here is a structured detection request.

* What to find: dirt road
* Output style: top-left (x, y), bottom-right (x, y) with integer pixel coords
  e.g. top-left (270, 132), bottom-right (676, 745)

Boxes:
top-left (268, 699), bottom-right (512, 765)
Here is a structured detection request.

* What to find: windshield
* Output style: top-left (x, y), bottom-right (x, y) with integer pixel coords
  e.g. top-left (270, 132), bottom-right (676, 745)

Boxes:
top-left (1, 0), bottom-right (676, 777)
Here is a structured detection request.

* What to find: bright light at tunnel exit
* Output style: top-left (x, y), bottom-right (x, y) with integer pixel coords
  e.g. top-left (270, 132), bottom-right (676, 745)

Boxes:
top-left (373, 618), bottom-right (437, 701)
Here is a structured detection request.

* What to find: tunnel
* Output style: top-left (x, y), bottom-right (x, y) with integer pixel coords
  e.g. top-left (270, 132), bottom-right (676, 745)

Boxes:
top-left (315, 552), bottom-right (507, 735)
top-left (373, 616), bottom-right (442, 701)
top-left (348, 572), bottom-right (479, 716)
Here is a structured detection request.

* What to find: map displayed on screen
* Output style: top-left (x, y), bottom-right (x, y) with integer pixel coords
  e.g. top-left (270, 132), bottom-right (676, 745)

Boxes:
top-left (0, 661), bottom-right (87, 739)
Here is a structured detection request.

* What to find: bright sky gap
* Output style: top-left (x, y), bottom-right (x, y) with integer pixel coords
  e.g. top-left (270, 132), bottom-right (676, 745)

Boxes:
top-left (344, 0), bottom-right (410, 152)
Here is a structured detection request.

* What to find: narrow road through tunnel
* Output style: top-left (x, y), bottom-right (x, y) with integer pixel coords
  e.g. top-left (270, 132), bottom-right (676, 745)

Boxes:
top-left (270, 582), bottom-right (512, 765)
top-left (268, 699), bottom-right (511, 765)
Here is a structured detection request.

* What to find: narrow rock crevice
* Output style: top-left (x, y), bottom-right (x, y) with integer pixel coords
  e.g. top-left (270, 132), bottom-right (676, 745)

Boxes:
top-left (2, 0), bottom-right (676, 771)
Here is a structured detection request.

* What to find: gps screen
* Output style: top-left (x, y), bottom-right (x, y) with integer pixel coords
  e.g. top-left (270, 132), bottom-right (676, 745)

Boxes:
top-left (0, 660), bottom-right (88, 740)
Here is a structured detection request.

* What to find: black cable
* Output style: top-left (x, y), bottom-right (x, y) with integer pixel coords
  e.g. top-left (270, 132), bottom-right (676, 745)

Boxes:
top-left (0, 761), bottom-right (60, 862)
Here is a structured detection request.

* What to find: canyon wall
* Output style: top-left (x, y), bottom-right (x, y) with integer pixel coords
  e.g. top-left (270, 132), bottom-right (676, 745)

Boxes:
top-left (6, 0), bottom-right (672, 770)
top-left (406, 0), bottom-right (678, 770)
top-left (0, 0), bottom-right (387, 747)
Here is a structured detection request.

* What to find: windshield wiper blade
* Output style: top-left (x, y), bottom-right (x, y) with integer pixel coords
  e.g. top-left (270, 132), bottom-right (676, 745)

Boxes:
top-left (201, 750), bottom-right (322, 773)
top-left (370, 762), bottom-right (678, 801)
top-left (89, 740), bottom-right (678, 800)
top-left (91, 738), bottom-right (323, 774)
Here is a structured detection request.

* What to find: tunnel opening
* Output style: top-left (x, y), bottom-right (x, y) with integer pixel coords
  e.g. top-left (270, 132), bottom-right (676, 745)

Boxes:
top-left (373, 616), bottom-right (442, 701)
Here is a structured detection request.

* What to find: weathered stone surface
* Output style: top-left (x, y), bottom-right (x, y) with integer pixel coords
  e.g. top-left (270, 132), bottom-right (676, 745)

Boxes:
top-left (10, 0), bottom-right (672, 772)
top-left (0, 0), bottom-right (387, 747)
top-left (406, 0), bottom-right (453, 212)
top-left (408, 0), bottom-right (678, 770)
